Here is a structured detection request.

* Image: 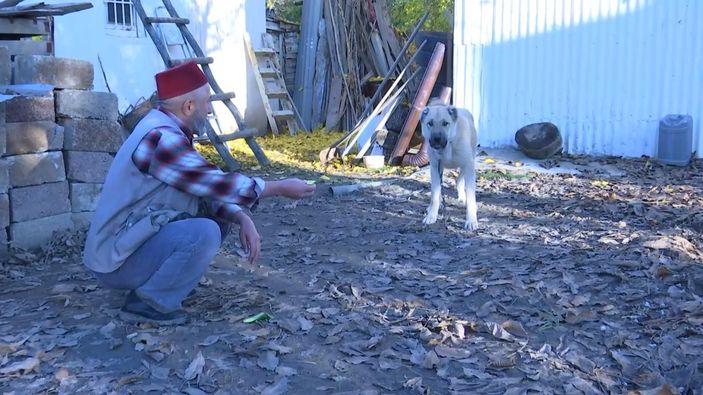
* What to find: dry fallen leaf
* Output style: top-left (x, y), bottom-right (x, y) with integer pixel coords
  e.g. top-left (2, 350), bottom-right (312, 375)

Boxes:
top-left (257, 351), bottom-right (279, 371)
top-left (183, 388), bottom-right (208, 395)
top-left (422, 350), bottom-right (440, 369)
top-left (99, 321), bottom-right (117, 338)
top-left (565, 309), bottom-right (596, 324)
top-left (655, 265), bottom-right (673, 280)
top-left (276, 366), bottom-right (298, 376)
top-left (564, 350), bottom-right (596, 373)
top-left (51, 283), bottom-right (78, 294)
top-left (488, 353), bottom-right (517, 369)
top-left (501, 320), bottom-right (528, 338)
top-left (114, 375), bottom-right (143, 390)
top-left (199, 335), bottom-right (220, 347)
top-left (486, 321), bottom-right (525, 343)
top-left (345, 356), bottom-right (369, 365)
top-left (265, 343), bottom-right (293, 354)
top-left (150, 366), bottom-right (170, 380)
top-left (261, 377), bottom-right (289, 395)
top-left (298, 317), bottom-right (314, 332)
top-left (0, 356), bottom-right (40, 376)
top-left (0, 336), bottom-right (30, 353)
top-left (403, 377), bottom-right (423, 391)
top-left (184, 351), bottom-right (205, 381)
top-left (434, 345), bottom-right (472, 359)
top-left (379, 357), bottom-right (401, 370)
top-left (334, 359), bottom-right (350, 372)
top-left (627, 383), bottom-right (680, 395)
top-left (351, 285), bottom-right (363, 299)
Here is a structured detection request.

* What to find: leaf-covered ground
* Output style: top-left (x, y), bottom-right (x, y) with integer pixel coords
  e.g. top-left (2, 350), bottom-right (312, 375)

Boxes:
top-left (1, 152), bottom-right (702, 394)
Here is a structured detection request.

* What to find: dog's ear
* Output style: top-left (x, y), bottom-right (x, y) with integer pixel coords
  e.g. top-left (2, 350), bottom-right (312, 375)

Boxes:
top-left (447, 106), bottom-right (458, 121)
top-left (421, 107), bottom-right (430, 121)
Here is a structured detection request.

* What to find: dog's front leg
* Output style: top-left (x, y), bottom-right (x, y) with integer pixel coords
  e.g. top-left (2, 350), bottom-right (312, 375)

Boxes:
top-left (457, 168), bottom-right (466, 203)
top-left (464, 166), bottom-right (479, 230)
top-left (423, 159), bottom-right (442, 225)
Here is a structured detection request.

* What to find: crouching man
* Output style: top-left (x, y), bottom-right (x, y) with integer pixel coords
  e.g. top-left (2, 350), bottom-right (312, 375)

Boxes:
top-left (83, 61), bottom-right (315, 325)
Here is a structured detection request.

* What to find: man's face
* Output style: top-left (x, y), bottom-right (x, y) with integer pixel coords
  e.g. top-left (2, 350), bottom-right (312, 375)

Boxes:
top-left (187, 85), bottom-right (213, 133)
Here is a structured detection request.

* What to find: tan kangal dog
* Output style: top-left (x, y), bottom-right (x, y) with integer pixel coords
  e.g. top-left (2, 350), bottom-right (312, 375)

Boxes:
top-left (420, 101), bottom-right (479, 230)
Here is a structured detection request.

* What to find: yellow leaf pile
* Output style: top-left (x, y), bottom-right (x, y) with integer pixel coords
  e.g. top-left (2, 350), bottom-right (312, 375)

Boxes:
top-left (196, 129), bottom-right (416, 179)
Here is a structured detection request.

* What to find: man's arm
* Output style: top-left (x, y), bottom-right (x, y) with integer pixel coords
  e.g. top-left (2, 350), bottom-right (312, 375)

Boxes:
top-left (260, 179), bottom-right (316, 199)
top-left (132, 128), bottom-right (265, 208)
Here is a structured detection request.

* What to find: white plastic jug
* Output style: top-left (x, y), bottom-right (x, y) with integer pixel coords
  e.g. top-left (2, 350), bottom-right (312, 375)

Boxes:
top-left (657, 114), bottom-right (692, 166)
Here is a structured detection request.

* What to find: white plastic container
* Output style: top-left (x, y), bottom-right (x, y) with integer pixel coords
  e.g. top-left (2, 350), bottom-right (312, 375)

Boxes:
top-left (363, 155), bottom-right (385, 169)
top-left (657, 114), bottom-right (693, 166)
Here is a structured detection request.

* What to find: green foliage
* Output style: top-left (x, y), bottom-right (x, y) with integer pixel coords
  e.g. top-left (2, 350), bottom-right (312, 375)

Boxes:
top-left (267, 0), bottom-right (302, 23)
top-left (388, 0), bottom-right (454, 33)
top-left (267, 0), bottom-right (453, 32)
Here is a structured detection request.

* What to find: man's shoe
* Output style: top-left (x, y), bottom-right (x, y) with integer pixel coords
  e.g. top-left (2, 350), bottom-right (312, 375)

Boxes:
top-left (119, 291), bottom-right (188, 325)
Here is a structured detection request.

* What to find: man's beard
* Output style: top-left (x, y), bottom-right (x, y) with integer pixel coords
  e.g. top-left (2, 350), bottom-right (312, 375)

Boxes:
top-left (190, 112), bottom-right (210, 135)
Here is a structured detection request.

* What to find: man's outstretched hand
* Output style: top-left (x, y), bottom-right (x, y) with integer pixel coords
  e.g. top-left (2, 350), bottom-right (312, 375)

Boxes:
top-left (262, 178), bottom-right (316, 200)
top-left (279, 178), bottom-right (316, 199)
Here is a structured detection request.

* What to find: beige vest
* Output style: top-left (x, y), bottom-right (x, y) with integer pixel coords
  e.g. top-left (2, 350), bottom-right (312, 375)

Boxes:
top-left (83, 109), bottom-right (200, 273)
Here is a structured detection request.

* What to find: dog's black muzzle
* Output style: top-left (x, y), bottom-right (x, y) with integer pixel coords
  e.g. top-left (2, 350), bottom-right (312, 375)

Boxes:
top-left (429, 134), bottom-right (447, 150)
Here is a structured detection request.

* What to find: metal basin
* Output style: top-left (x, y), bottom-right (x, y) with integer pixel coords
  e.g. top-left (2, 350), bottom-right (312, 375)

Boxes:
top-left (515, 122), bottom-right (562, 159)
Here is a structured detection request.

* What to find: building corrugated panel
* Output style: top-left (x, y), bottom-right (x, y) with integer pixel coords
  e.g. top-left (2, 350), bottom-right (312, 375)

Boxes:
top-left (454, 0), bottom-right (703, 158)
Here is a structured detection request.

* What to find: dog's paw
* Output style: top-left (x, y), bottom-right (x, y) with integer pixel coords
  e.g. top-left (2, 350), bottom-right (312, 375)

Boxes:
top-left (464, 219), bottom-right (479, 230)
top-left (423, 212), bottom-right (438, 225)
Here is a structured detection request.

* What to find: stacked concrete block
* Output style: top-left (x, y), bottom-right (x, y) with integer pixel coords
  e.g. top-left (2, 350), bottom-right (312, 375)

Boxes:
top-left (0, 162), bottom-right (8, 260)
top-left (13, 55), bottom-right (94, 90)
top-left (55, 90), bottom-right (119, 121)
top-left (2, 91), bottom-right (72, 249)
top-left (0, 102), bottom-right (8, 259)
top-left (0, 54), bottom-right (126, 252)
top-left (59, 91), bottom-right (122, 229)
top-left (0, 47), bottom-right (10, 86)
top-left (39, 58), bottom-right (123, 231)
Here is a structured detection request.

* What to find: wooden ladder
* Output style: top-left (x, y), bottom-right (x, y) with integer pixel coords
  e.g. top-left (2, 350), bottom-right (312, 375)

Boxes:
top-left (133, 0), bottom-right (269, 171)
top-left (244, 33), bottom-right (306, 135)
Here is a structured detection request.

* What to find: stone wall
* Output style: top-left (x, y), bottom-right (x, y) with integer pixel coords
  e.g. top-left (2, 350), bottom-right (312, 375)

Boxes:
top-left (0, 54), bottom-right (125, 258)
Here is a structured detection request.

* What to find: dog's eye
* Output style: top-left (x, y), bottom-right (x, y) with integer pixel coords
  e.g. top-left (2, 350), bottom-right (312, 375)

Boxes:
top-left (428, 120), bottom-right (434, 127)
top-left (442, 120), bottom-right (449, 127)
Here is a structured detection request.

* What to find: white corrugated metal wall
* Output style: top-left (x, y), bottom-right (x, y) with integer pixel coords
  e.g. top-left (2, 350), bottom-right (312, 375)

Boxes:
top-left (453, 0), bottom-right (703, 158)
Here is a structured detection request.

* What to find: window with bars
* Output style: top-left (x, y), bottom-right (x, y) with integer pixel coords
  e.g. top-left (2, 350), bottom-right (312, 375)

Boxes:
top-left (106, 0), bottom-right (135, 29)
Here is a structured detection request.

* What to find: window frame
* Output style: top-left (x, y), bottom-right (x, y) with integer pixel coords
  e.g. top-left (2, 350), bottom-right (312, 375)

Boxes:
top-left (105, 0), bottom-right (136, 31)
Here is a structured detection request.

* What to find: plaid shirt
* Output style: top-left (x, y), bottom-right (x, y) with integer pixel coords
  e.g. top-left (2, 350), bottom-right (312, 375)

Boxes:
top-left (131, 108), bottom-right (264, 222)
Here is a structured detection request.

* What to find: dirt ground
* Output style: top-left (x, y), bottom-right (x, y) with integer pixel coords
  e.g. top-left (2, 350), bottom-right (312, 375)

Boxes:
top-left (1, 154), bottom-right (702, 394)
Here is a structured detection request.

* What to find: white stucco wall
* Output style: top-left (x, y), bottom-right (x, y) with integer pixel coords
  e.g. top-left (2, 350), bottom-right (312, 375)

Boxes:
top-left (47, 0), bottom-right (267, 133)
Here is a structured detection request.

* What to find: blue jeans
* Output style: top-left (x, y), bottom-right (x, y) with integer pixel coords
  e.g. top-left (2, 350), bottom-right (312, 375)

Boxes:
top-left (94, 217), bottom-right (230, 313)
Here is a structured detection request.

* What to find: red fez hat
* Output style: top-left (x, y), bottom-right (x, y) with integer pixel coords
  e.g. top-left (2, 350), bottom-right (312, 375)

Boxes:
top-left (155, 61), bottom-right (208, 100)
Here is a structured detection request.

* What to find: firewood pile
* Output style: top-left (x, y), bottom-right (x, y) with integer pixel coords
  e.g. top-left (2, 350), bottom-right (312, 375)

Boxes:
top-left (292, 1), bottom-right (446, 168)
top-left (296, 0), bottom-right (420, 134)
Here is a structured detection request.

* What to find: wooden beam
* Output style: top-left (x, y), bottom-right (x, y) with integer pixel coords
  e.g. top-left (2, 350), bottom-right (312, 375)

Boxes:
top-left (0, 3), bottom-right (93, 17)
top-left (0, 17), bottom-right (49, 36)
top-left (0, 39), bottom-right (50, 56)
top-left (143, 16), bottom-right (188, 24)
top-left (169, 56), bottom-right (213, 65)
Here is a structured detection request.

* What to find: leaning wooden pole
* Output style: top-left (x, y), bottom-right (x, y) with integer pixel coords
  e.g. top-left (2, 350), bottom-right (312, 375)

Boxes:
top-left (389, 42), bottom-right (445, 166)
